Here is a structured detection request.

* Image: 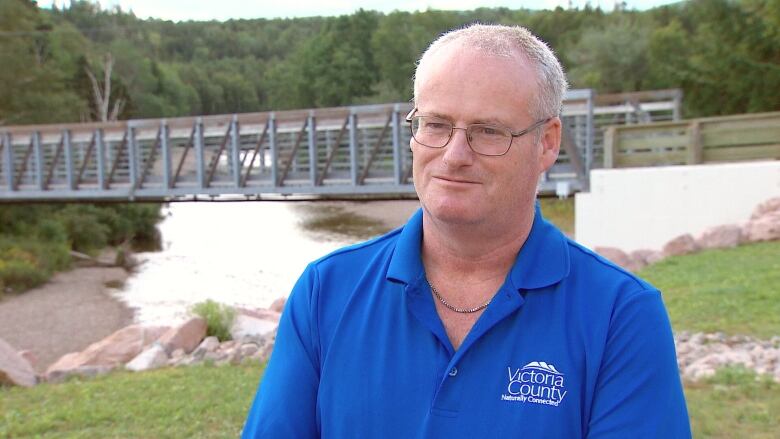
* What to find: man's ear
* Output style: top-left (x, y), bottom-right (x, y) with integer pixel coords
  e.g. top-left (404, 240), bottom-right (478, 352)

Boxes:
top-left (538, 117), bottom-right (561, 173)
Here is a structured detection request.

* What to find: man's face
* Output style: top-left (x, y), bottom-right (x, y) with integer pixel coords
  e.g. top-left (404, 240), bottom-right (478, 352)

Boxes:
top-left (412, 44), bottom-right (560, 229)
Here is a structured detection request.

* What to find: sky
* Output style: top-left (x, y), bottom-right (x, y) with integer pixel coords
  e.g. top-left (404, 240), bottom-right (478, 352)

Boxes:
top-left (39, 0), bottom-right (683, 22)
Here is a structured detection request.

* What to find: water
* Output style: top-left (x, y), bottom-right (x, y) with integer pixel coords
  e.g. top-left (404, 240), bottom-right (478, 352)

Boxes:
top-left (113, 200), bottom-right (418, 325)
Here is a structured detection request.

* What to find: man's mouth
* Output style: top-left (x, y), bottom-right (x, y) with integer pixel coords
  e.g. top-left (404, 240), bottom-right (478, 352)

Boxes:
top-left (433, 175), bottom-right (481, 185)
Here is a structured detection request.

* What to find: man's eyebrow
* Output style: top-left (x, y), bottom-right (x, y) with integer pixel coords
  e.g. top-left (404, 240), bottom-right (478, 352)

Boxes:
top-left (417, 111), bottom-right (511, 127)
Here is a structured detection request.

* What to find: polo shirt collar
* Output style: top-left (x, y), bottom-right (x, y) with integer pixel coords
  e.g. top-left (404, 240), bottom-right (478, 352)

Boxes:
top-left (386, 202), bottom-right (570, 290)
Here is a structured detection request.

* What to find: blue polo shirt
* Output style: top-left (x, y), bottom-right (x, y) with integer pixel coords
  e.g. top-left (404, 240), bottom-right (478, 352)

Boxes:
top-left (243, 206), bottom-right (691, 438)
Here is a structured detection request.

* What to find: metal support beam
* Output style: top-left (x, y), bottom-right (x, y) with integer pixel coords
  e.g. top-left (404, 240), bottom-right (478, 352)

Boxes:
top-left (230, 115), bottom-right (241, 188)
top-left (14, 137), bottom-right (33, 189)
top-left (278, 118), bottom-right (308, 186)
top-left (195, 118), bottom-right (205, 189)
top-left (2, 133), bottom-right (14, 191)
top-left (392, 105), bottom-right (402, 185)
top-left (128, 126), bottom-right (138, 192)
top-left (358, 112), bottom-right (392, 185)
top-left (64, 130), bottom-right (75, 190)
top-left (96, 129), bottom-right (107, 189)
top-left (317, 115), bottom-right (349, 186)
top-left (77, 132), bottom-right (97, 187)
top-left (161, 121), bottom-right (172, 189)
top-left (33, 132), bottom-right (43, 190)
top-left (241, 119), bottom-right (269, 187)
top-left (269, 114), bottom-right (278, 187)
top-left (585, 89), bottom-right (594, 174)
top-left (349, 112), bottom-right (358, 186)
top-left (307, 113), bottom-right (317, 186)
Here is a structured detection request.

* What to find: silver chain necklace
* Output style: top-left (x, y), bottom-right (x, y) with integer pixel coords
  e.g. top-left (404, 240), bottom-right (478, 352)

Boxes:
top-left (427, 280), bottom-right (491, 314)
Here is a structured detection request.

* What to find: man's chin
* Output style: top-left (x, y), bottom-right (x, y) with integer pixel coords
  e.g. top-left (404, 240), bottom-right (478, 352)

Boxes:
top-left (422, 202), bottom-right (485, 226)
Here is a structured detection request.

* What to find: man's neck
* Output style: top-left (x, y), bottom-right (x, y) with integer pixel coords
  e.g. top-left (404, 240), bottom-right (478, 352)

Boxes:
top-left (420, 206), bottom-right (536, 281)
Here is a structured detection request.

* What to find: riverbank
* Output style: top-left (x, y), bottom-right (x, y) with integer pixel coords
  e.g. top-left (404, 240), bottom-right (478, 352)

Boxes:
top-left (0, 266), bottom-right (134, 373)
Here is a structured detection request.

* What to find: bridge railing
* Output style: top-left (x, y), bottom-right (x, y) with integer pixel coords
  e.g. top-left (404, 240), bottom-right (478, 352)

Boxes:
top-left (0, 89), bottom-right (682, 201)
top-left (603, 111), bottom-right (780, 168)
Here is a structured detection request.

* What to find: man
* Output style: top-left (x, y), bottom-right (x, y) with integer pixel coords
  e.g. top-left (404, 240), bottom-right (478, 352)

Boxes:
top-left (243, 24), bottom-right (690, 438)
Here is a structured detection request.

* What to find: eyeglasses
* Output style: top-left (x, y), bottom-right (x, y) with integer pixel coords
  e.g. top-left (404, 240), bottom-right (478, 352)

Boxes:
top-left (405, 108), bottom-right (551, 157)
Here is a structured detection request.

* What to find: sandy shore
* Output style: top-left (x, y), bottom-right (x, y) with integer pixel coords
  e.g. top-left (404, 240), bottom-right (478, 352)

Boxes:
top-left (0, 267), bottom-right (134, 373)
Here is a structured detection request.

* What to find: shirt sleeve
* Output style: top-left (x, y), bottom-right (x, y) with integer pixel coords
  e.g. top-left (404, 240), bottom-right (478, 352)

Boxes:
top-left (586, 290), bottom-right (691, 438)
top-left (242, 263), bottom-right (321, 438)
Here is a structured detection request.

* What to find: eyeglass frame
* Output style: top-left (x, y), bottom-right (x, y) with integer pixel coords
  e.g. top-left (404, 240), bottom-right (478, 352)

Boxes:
top-left (405, 108), bottom-right (552, 157)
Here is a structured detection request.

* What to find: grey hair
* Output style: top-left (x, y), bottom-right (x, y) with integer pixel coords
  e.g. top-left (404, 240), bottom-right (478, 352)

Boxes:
top-left (413, 24), bottom-right (568, 120)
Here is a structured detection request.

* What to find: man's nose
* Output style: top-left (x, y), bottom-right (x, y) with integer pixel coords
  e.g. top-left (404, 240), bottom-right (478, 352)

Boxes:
top-left (442, 128), bottom-right (474, 166)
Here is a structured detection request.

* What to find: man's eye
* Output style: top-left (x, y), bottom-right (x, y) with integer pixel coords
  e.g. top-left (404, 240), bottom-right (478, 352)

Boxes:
top-left (476, 126), bottom-right (506, 137)
top-left (424, 122), bottom-right (450, 131)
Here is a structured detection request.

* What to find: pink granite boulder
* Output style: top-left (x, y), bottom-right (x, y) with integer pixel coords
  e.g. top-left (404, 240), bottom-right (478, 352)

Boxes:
top-left (662, 234), bottom-right (699, 257)
top-left (0, 338), bottom-right (37, 387)
top-left (696, 224), bottom-right (744, 249)
top-left (45, 325), bottom-right (168, 380)
top-left (157, 317), bottom-right (207, 355)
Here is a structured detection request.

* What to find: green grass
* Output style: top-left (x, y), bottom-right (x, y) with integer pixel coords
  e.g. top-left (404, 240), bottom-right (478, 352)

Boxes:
top-left (2, 362), bottom-right (777, 438)
top-left (639, 241), bottom-right (780, 338)
top-left (686, 367), bottom-right (780, 438)
top-left (539, 197), bottom-right (574, 236)
top-left (0, 363), bottom-right (264, 438)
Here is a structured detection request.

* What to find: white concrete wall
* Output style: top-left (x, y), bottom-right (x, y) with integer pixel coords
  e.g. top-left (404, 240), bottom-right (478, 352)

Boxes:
top-left (575, 161), bottom-right (780, 252)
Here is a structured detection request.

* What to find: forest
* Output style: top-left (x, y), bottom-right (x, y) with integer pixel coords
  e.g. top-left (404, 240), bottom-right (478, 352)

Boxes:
top-left (1, 0), bottom-right (778, 129)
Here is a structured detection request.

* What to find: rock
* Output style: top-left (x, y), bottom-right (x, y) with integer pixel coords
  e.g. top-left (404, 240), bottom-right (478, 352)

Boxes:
top-left (696, 224), bottom-right (744, 249)
top-left (157, 317), bottom-right (207, 355)
top-left (126, 343), bottom-right (169, 372)
top-left (171, 348), bottom-right (186, 360)
top-left (17, 350), bottom-right (38, 369)
top-left (269, 297), bottom-right (287, 313)
top-left (230, 313), bottom-right (279, 342)
top-left (240, 343), bottom-right (259, 358)
top-left (46, 325), bottom-right (168, 379)
top-left (236, 307), bottom-right (281, 323)
top-left (750, 196), bottom-right (780, 220)
top-left (662, 234), bottom-right (699, 257)
top-left (191, 336), bottom-right (220, 359)
top-left (630, 249), bottom-right (656, 265)
top-left (743, 211), bottom-right (780, 243)
top-left (594, 247), bottom-right (631, 268)
top-left (46, 365), bottom-right (114, 384)
top-left (645, 251), bottom-right (665, 265)
top-left (0, 338), bottom-right (37, 387)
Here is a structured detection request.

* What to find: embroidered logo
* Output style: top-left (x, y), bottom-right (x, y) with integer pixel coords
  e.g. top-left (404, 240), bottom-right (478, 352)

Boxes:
top-left (501, 361), bottom-right (567, 407)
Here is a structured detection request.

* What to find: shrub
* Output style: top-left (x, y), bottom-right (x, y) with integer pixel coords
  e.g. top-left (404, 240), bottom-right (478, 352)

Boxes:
top-left (0, 238), bottom-right (71, 293)
top-left (191, 300), bottom-right (236, 341)
top-left (0, 258), bottom-right (47, 293)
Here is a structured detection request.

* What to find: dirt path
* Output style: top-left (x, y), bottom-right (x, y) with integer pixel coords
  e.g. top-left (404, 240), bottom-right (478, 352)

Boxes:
top-left (0, 267), bottom-right (134, 373)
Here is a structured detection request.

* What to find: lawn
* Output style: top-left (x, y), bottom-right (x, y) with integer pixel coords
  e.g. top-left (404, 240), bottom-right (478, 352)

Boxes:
top-left (539, 196), bottom-right (575, 236)
top-left (639, 240), bottom-right (780, 338)
top-left (2, 362), bottom-right (778, 438)
top-left (0, 363), bottom-right (264, 438)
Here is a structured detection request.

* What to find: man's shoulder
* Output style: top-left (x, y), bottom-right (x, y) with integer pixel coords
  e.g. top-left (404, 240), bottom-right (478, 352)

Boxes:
top-left (310, 225), bottom-right (404, 271)
top-left (563, 236), bottom-right (658, 298)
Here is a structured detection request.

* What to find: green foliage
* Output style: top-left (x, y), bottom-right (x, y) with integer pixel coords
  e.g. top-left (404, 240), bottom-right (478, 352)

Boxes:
top-left (191, 300), bottom-right (236, 341)
top-left (0, 203), bottom-right (162, 294)
top-left (0, 237), bottom-right (70, 293)
top-left (0, 363), bottom-right (264, 438)
top-left (3, 0), bottom-right (778, 124)
top-left (639, 240), bottom-right (780, 338)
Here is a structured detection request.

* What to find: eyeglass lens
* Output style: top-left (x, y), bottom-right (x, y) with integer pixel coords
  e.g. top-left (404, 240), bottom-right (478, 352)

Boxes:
top-left (410, 116), bottom-right (512, 156)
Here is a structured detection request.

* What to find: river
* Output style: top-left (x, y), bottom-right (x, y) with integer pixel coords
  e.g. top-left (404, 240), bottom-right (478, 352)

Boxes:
top-left (113, 199), bottom-right (420, 325)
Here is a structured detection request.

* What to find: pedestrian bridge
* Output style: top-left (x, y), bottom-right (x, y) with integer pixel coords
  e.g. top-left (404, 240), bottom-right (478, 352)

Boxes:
top-left (0, 89), bottom-right (680, 202)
